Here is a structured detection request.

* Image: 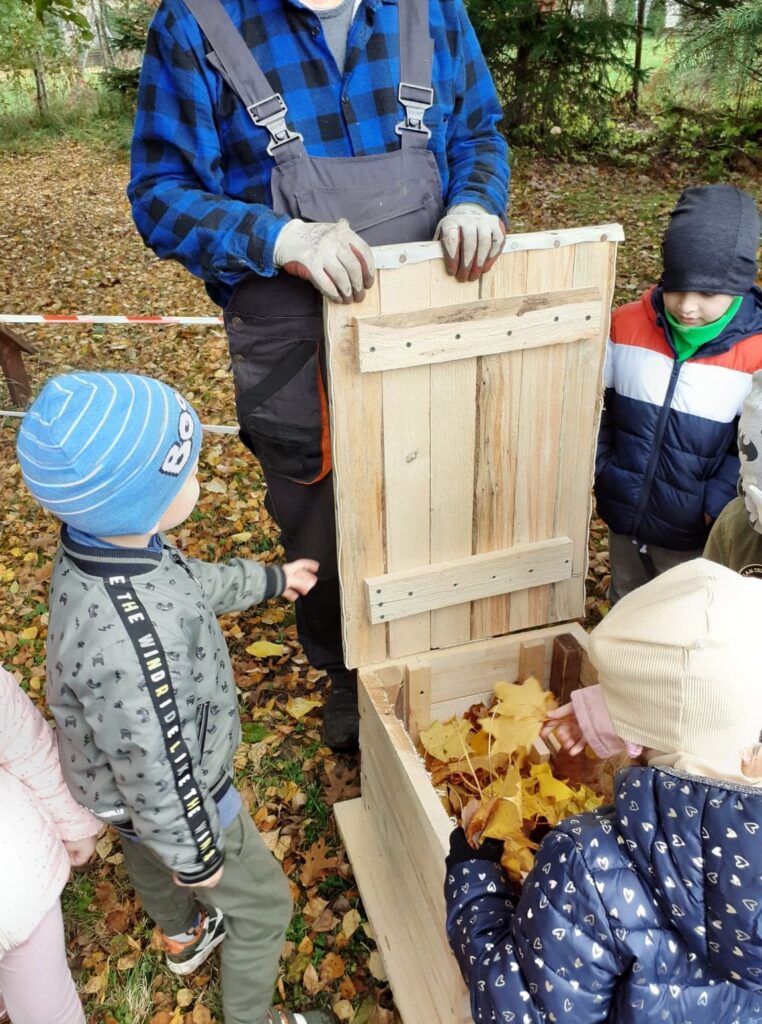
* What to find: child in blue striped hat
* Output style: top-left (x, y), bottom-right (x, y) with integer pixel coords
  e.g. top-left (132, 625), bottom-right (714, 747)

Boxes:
top-left (17, 371), bottom-right (325, 1024)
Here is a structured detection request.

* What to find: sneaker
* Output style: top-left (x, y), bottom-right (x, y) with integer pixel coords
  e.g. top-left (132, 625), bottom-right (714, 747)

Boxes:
top-left (322, 672), bottom-right (359, 753)
top-left (162, 906), bottom-right (226, 976)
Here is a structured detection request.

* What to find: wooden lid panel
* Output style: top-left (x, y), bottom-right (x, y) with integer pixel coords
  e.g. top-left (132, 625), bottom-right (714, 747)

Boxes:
top-left (325, 227), bottom-right (620, 670)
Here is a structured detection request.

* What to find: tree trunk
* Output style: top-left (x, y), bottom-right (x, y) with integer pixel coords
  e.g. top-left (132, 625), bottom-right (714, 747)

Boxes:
top-left (505, 7), bottom-right (544, 130)
top-left (34, 56), bottom-right (48, 117)
top-left (630, 0), bottom-right (647, 112)
top-left (506, 38), bottom-right (534, 126)
top-left (88, 0), bottom-right (114, 67)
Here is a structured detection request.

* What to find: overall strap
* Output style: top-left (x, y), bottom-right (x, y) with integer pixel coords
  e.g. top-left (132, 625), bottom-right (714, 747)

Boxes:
top-left (181, 0), bottom-right (306, 162)
top-left (395, 0), bottom-right (435, 149)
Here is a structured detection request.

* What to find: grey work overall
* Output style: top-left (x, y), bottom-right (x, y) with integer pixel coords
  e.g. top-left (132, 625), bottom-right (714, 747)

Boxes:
top-left (183, 0), bottom-right (445, 677)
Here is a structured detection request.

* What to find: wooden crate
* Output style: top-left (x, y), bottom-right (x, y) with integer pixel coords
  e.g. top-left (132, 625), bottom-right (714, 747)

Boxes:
top-left (324, 225), bottom-right (621, 1024)
top-left (334, 624), bottom-right (595, 1024)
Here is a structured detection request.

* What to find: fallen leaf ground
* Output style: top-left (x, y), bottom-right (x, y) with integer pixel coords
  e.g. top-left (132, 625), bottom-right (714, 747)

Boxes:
top-left (0, 142), bottom-right (759, 1024)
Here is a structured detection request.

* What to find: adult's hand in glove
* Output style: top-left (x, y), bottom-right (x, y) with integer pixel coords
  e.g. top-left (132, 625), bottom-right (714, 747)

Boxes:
top-left (274, 218), bottom-right (375, 304)
top-left (436, 203), bottom-right (506, 283)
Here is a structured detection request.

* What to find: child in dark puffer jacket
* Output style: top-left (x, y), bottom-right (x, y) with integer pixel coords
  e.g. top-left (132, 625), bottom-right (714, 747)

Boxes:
top-left (595, 184), bottom-right (762, 604)
top-left (445, 559), bottom-right (762, 1024)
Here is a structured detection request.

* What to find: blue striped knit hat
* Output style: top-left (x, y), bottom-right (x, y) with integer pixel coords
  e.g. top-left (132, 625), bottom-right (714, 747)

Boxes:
top-left (17, 371), bottom-right (202, 536)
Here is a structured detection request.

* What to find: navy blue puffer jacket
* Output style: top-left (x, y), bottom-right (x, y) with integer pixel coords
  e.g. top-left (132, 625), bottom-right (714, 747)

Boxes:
top-left (595, 287), bottom-right (762, 550)
top-left (446, 766), bottom-right (762, 1023)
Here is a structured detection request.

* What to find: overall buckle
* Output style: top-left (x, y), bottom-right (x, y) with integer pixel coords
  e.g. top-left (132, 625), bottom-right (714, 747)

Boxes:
top-left (395, 82), bottom-right (433, 138)
top-left (247, 93), bottom-right (304, 154)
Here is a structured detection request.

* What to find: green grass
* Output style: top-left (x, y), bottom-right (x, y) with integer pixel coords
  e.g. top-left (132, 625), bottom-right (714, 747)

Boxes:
top-left (302, 782), bottom-right (332, 846)
top-left (61, 872), bottom-right (97, 924)
top-left (0, 74), bottom-right (134, 154)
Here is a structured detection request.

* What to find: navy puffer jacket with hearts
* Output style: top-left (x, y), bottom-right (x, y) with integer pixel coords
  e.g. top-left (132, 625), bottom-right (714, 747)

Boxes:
top-left (445, 765), bottom-right (762, 1023)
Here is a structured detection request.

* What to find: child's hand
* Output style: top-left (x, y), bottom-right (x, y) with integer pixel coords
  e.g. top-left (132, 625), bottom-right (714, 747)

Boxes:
top-left (173, 865), bottom-right (224, 889)
top-left (282, 559), bottom-right (320, 601)
top-left (541, 703), bottom-right (586, 756)
top-left (64, 835), bottom-right (97, 867)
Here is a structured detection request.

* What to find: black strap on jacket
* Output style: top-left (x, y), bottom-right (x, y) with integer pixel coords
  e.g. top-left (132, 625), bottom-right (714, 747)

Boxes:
top-left (180, 0), bottom-right (434, 157)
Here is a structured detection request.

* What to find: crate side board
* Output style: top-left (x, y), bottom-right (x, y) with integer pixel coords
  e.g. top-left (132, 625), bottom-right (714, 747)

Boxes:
top-left (350, 672), bottom-right (471, 1024)
top-left (361, 622), bottom-right (589, 723)
top-left (334, 799), bottom-right (472, 1024)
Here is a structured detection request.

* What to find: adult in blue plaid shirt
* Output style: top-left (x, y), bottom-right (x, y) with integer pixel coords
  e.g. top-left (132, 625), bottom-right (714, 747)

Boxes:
top-left (129, 0), bottom-right (510, 752)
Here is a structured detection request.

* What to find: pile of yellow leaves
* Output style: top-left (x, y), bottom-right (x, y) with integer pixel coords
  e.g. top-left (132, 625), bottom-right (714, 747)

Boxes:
top-left (420, 677), bottom-right (603, 881)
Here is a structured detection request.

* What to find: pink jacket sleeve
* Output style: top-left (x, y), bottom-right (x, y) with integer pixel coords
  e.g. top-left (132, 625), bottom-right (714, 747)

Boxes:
top-left (0, 666), bottom-right (99, 842)
top-left (570, 684), bottom-right (643, 760)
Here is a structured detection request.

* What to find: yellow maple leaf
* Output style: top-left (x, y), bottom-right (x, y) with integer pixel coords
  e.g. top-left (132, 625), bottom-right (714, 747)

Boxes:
top-left (481, 766), bottom-right (523, 840)
top-left (521, 763), bottom-right (604, 829)
top-left (478, 677), bottom-right (555, 759)
top-left (420, 718), bottom-right (475, 762)
top-left (500, 830), bottom-right (539, 883)
top-left (260, 608), bottom-right (286, 625)
top-left (532, 762), bottom-right (575, 802)
top-left (285, 696), bottom-right (322, 720)
top-left (245, 640), bottom-right (287, 657)
top-left (470, 728), bottom-right (492, 756)
top-left (250, 696), bottom-right (277, 719)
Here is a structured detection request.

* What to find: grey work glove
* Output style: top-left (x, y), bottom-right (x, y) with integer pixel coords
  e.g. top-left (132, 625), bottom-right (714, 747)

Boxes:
top-left (273, 217), bottom-right (375, 303)
top-left (435, 203), bottom-right (506, 283)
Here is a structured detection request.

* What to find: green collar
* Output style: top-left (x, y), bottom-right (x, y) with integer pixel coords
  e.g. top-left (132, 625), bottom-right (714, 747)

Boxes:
top-left (665, 296), bottom-right (743, 361)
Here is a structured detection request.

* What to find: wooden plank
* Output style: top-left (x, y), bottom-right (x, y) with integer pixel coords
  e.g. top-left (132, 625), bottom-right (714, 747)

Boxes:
top-left (421, 622), bottom-right (590, 714)
top-left (429, 270), bottom-right (479, 648)
top-left (370, 223), bottom-right (624, 269)
top-left (379, 262), bottom-right (433, 657)
top-left (0, 327), bottom-right (34, 407)
top-left (325, 283), bottom-right (387, 669)
top-left (334, 799), bottom-right (471, 1024)
top-left (507, 244), bottom-right (575, 632)
top-left (356, 287), bottom-right (601, 372)
top-left (579, 648), bottom-right (599, 688)
top-left (355, 674), bottom-right (456, 941)
top-left (365, 536), bottom-right (574, 624)
top-left (549, 632), bottom-right (583, 704)
top-left (518, 639), bottom-right (546, 682)
top-left (471, 249), bottom-right (528, 638)
top-left (528, 736), bottom-right (551, 764)
top-left (406, 665), bottom-right (432, 745)
top-left (548, 239), bottom-right (619, 624)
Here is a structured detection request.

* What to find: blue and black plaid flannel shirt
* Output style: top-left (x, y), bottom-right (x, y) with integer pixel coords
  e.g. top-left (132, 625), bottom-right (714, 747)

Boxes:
top-left (129, 0), bottom-right (510, 307)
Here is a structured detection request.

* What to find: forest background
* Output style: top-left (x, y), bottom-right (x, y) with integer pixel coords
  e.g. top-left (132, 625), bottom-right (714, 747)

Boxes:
top-left (0, 0), bottom-right (760, 1020)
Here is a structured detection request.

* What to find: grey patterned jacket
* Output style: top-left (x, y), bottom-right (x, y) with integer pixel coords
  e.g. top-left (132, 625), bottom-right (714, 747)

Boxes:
top-left (46, 527), bottom-right (284, 883)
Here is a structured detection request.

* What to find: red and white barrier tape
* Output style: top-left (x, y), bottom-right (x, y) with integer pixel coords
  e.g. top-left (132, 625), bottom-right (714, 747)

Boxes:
top-left (1, 314), bottom-right (223, 325)
top-left (0, 312), bottom-right (234, 430)
top-left (0, 409), bottom-right (237, 433)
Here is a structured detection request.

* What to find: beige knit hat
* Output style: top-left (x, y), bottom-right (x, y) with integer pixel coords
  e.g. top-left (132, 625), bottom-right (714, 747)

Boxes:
top-left (588, 558), bottom-right (762, 784)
